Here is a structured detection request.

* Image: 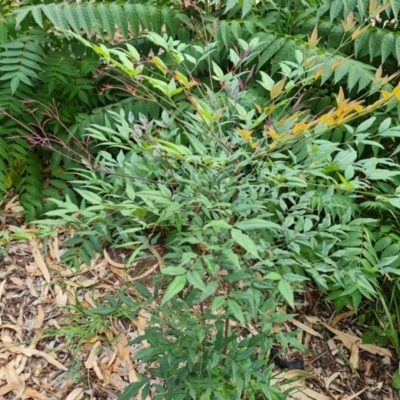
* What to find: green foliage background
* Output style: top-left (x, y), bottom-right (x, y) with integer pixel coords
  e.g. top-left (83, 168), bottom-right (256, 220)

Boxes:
top-left (2, 0), bottom-right (400, 397)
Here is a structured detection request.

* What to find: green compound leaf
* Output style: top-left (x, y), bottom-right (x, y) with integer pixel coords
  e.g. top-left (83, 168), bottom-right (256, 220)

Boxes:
top-left (161, 275), bottom-right (187, 305)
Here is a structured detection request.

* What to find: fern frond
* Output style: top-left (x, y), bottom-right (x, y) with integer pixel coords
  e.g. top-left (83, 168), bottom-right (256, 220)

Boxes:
top-left (12, 3), bottom-right (186, 42)
top-left (0, 32), bottom-right (46, 94)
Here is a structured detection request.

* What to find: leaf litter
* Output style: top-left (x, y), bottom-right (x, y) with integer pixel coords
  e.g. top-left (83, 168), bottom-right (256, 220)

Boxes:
top-left (1, 201), bottom-right (400, 399)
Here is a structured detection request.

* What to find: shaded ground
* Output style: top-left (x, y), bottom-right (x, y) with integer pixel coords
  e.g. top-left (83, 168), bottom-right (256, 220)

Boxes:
top-left (1, 200), bottom-right (399, 400)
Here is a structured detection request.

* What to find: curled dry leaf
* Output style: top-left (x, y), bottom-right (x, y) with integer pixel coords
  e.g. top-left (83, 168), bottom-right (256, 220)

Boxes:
top-left (32, 305), bottom-right (44, 329)
top-left (305, 316), bottom-right (392, 357)
top-left (349, 340), bottom-right (360, 370)
top-left (290, 318), bottom-right (323, 338)
top-left (364, 359), bottom-right (373, 376)
top-left (8, 347), bottom-right (67, 371)
top-left (65, 388), bottom-right (84, 400)
top-left (132, 263), bottom-right (159, 281)
top-left (342, 388), bottom-right (366, 400)
top-left (325, 372), bottom-right (342, 390)
top-left (5, 361), bottom-right (25, 399)
top-left (0, 324), bottom-right (23, 341)
top-left (30, 239), bottom-right (51, 284)
top-left (103, 248), bottom-right (127, 268)
top-left (331, 310), bottom-right (355, 329)
top-left (23, 387), bottom-right (50, 400)
top-left (84, 340), bottom-right (101, 369)
top-left (93, 359), bottom-right (104, 380)
top-left (55, 286), bottom-right (68, 306)
top-left (0, 279), bottom-right (6, 301)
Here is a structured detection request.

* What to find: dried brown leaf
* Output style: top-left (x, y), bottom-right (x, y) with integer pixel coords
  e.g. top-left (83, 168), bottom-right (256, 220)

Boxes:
top-left (32, 305), bottom-right (44, 329)
top-left (349, 340), bottom-right (360, 370)
top-left (331, 310), bottom-right (355, 329)
top-left (65, 388), bottom-right (84, 400)
top-left (30, 239), bottom-right (50, 283)
top-left (305, 316), bottom-right (392, 357)
top-left (290, 318), bottom-right (323, 338)
top-left (8, 347), bottom-right (67, 371)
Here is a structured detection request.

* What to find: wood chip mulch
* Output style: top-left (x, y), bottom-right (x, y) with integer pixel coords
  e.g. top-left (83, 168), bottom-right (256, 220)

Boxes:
top-left (1, 197), bottom-right (400, 400)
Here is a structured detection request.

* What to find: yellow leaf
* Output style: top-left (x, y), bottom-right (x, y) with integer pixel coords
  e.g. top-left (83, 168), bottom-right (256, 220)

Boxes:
top-left (337, 172), bottom-right (354, 190)
top-left (331, 56), bottom-right (351, 71)
top-left (320, 113), bottom-right (335, 126)
top-left (174, 70), bottom-right (188, 86)
top-left (369, 0), bottom-right (377, 14)
top-left (265, 126), bottom-right (280, 140)
top-left (236, 128), bottom-right (253, 140)
top-left (382, 91), bottom-right (392, 100)
top-left (335, 87), bottom-right (345, 107)
top-left (269, 141), bottom-right (278, 150)
top-left (152, 56), bottom-right (168, 76)
top-left (236, 128), bottom-right (258, 148)
top-left (314, 65), bottom-right (323, 80)
top-left (288, 110), bottom-right (307, 121)
top-left (270, 77), bottom-right (287, 100)
top-left (375, 65), bottom-right (383, 81)
top-left (371, 3), bottom-right (391, 17)
top-left (304, 54), bottom-right (317, 69)
top-left (354, 104), bottom-right (364, 112)
top-left (5, 173), bottom-right (13, 188)
top-left (342, 12), bottom-right (356, 32)
top-left (263, 105), bottom-right (275, 115)
top-left (293, 123), bottom-right (308, 135)
top-left (351, 25), bottom-right (370, 41)
top-left (308, 25), bottom-right (320, 49)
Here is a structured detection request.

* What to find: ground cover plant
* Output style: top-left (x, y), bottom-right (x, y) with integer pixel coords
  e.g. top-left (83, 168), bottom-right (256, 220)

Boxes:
top-left (2, 0), bottom-right (400, 398)
top-left (35, 26), bottom-right (400, 400)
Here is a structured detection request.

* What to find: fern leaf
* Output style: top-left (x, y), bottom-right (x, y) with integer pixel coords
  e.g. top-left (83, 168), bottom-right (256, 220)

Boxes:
top-left (135, 4), bottom-right (151, 31)
top-left (375, 236), bottom-right (392, 252)
top-left (63, 6), bottom-right (80, 35)
top-left (391, 0), bottom-right (400, 19)
top-left (395, 36), bottom-right (400, 65)
top-left (357, 68), bottom-right (371, 91)
top-left (31, 6), bottom-right (43, 27)
top-left (356, 0), bottom-right (369, 21)
top-left (347, 63), bottom-right (361, 91)
top-left (257, 37), bottom-right (285, 71)
top-left (162, 8), bottom-right (178, 36)
top-left (0, 21), bottom-right (7, 45)
top-left (110, 3), bottom-right (128, 39)
top-left (14, 7), bottom-right (30, 27)
top-left (368, 30), bottom-right (384, 61)
top-left (316, 4), bottom-right (330, 18)
top-left (150, 7), bottom-right (163, 34)
top-left (0, 39), bottom-right (45, 94)
top-left (320, 57), bottom-right (335, 84)
top-left (319, 21), bottom-right (332, 40)
top-left (382, 243), bottom-right (400, 258)
top-left (42, 4), bottom-right (69, 31)
top-left (77, 6), bottom-right (92, 37)
top-left (330, 0), bottom-right (344, 22)
top-left (354, 29), bottom-right (370, 58)
top-left (343, 0), bottom-right (357, 17)
top-left (97, 4), bottom-right (115, 42)
top-left (381, 32), bottom-right (395, 64)
top-left (271, 41), bottom-right (296, 75)
top-left (41, 51), bottom-right (75, 94)
top-left (124, 4), bottom-right (141, 38)
top-left (334, 62), bottom-right (350, 84)
top-left (328, 25), bottom-right (344, 50)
